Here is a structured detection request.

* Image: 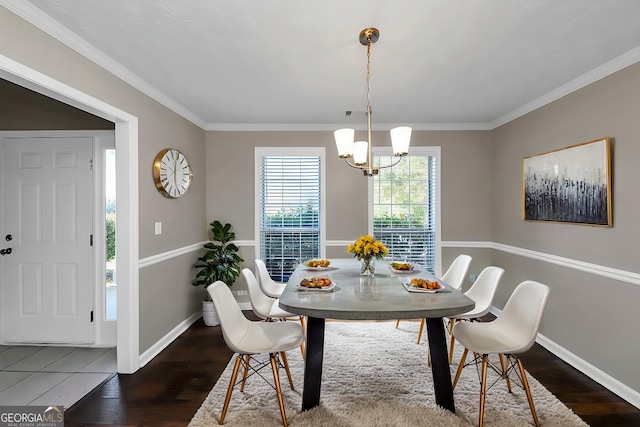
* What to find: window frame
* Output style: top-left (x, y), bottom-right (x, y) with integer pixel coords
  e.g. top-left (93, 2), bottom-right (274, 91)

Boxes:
top-left (254, 147), bottom-right (326, 279)
top-left (368, 146), bottom-right (442, 275)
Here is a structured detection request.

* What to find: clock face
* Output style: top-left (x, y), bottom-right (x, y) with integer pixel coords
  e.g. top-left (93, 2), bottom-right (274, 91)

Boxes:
top-left (153, 148), bottom-right (193, 198)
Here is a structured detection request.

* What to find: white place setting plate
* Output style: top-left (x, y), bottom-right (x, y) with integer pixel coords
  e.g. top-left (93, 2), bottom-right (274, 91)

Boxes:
top-left (400, 278), bottom-right (442, 293)
top-left (389, 262), bottom-right (417, 274)
top-left (303, 259), bottom-right (332, 271)
top-left (297, 281), bottom-right (337, 292)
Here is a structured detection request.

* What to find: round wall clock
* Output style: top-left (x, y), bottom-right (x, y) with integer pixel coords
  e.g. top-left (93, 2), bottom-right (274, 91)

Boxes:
top-left (152, 148), bottom-right (193, 198)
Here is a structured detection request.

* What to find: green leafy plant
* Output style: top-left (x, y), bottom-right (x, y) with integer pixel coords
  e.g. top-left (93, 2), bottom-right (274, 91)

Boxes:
top-left (105, 215), bottom-right (116, 263)
top-left (192, 221), bottom-right (244, 289)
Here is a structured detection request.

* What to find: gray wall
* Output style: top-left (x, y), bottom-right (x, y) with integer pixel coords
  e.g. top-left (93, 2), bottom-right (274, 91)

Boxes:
top-left (491, 61), bottom-right (640, 392)
top-left (0, 8), bottom-right (207, 354)
top-left (206, 130), bottom-right (493, 242)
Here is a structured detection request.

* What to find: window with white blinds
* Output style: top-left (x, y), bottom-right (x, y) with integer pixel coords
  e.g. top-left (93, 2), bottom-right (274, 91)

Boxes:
top-left (372, 148), bottom-right (439, 274)
top-left (257, 148), bottom-right (323, 282)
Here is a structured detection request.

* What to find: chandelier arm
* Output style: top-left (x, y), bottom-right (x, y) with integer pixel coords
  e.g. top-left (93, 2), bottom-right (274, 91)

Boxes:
top-left (378, 156), bottom-right (403, 170)
top-left (344, 158), bottom-right (367, 170)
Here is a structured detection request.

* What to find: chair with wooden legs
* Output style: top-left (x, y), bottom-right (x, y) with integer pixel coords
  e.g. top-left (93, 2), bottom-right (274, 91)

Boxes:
top-left (395, 254), bottom-right (472, 344)
top-left (451, 280), bottom-right (550, 427)
top-left (207, 281), bottom-right (304, 427)
top-left (243, 268), bottom-right (306, 358)
top-left (446, 265), bottom-right (504, 363)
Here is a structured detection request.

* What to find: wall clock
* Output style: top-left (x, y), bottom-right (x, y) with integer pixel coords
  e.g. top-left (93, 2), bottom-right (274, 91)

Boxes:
top-left (152, 148), bottom-right (193, 198)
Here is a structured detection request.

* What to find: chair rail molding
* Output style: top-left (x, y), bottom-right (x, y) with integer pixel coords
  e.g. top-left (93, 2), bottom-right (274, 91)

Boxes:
top-left (442, 240), bottom-right (640, 287)
top-left (491, 242), bottom-right (640, 287)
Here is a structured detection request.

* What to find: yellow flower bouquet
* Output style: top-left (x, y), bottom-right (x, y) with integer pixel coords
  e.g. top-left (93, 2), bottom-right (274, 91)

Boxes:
top-left (348, 235), bottom-right (388, 276)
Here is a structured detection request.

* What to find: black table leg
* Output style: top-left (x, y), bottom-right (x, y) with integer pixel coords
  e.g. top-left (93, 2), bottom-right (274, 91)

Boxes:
top-left (302, 316), bottom-right (325, 411)
top-left (426, 317), bottom-right (455, 412)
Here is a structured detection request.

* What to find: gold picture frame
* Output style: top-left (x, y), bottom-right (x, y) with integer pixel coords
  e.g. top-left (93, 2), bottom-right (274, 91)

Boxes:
top-left (522, 138), bottom-right (612, 226)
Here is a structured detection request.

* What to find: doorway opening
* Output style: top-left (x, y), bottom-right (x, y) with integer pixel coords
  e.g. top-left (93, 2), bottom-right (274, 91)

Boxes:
top-left (0, 54), bottom-right (140, 374)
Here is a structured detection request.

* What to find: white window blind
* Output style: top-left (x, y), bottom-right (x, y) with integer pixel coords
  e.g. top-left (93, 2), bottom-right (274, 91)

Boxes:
top-left (372, 151), bottom-right (438, 273)
top-left (259, 154), bottom-right (322, 281)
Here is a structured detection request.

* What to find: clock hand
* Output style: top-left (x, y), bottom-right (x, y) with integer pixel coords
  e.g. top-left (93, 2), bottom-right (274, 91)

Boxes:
top-left (173, 156), bottom-right (178, 184)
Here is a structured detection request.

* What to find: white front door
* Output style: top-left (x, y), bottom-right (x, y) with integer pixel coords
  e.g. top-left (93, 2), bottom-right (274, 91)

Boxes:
top-left (2, 136), bottom-right (94, 344)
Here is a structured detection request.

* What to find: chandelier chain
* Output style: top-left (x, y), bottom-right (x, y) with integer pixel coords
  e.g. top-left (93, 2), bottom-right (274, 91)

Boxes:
top-left (366, 35), bottom-right (372, 116)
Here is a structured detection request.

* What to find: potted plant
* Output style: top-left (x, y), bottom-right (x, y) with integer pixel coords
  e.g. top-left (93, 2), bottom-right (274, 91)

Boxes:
top-left (193, 220), bottom-right (244, 326)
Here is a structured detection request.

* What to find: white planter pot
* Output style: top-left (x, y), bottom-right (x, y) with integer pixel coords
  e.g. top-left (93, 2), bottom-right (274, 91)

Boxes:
top-left (202, 300), bottom-right (220, 326)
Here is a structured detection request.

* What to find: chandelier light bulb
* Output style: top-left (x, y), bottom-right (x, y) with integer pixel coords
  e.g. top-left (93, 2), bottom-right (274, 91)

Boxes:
top-left (353, 141), bottom-right (368, 165)
top-left (334, 128), bottom-right (355, 158)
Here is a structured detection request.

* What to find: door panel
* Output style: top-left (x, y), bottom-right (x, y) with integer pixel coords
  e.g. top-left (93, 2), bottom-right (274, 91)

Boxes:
top-left (2, 137), bottom-right (94, 344)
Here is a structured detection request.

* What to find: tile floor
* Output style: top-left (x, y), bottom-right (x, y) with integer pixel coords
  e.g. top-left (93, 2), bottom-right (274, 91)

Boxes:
top-left (0, 345), bottom-right (116, 409)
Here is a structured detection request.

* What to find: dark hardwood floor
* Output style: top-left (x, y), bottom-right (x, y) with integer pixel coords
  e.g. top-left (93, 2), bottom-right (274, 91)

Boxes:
top-left (65, 316), bottom-right (640, 426)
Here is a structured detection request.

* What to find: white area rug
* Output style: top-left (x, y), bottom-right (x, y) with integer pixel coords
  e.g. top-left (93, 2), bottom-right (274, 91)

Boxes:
top-left (189, 321), bottom-right (587, 426)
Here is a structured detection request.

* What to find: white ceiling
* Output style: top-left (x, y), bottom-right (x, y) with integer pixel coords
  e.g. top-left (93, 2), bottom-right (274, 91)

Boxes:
top-left (6, 0), bottom-right (640, 130)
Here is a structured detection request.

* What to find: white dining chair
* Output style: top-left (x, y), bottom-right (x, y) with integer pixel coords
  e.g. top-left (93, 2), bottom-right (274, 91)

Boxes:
top-left (447, 265), bottom-right (504, 363)
top-left (397, 254), bottom-right (473, 344)
top-left (452, 280), bottom-right (550, 427)
top-left (242, 268), bottom-right (305, 357)
top-left (207, 281), bottom-right (304, 427)
top-left (255, 258), bottom-right (287, 298)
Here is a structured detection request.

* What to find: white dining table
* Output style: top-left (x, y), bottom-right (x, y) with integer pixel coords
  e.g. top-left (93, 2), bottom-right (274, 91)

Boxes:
top-left (278, 258), bottom-right (475, 413)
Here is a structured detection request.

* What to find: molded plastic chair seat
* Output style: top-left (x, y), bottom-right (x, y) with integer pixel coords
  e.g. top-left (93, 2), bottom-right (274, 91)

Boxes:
top-left (452, 328), bottom-right (523, 354)
top-left (230, 321), bottom-right (303, 354)
top-left (256, 259), bottom-right (287, 298)
top-left (452, 280), bottom-right (550, 427)
top-left (208, 281), bottom-right (304, 427)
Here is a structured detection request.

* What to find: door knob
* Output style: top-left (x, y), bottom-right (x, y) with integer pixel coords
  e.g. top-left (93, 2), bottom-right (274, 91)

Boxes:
top-left (0, 248), bottom-right (11, 255)
top-left (5, 234), bottom-right (12, 241)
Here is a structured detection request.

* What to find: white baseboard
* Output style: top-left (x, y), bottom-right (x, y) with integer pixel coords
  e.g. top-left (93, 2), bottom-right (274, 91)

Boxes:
top-left (489, 307), bottom-right (640, 409)
top-left (139, 311), bottom-right (201, 368)
top-left (139, 302), bottom-right (251, 367)
top-left (535, 333), bottom-right (640, 409)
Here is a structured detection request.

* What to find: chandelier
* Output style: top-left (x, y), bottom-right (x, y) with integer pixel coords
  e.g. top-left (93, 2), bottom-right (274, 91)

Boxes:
top-left (334, 27), bottom-right (412, 176)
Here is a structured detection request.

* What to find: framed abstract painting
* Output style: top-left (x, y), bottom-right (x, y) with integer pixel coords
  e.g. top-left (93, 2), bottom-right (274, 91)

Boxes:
top-left (522, 138), bottom-right (612, 226)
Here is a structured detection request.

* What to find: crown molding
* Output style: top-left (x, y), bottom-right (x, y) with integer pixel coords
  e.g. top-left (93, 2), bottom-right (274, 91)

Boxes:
top-left (204, 122), bottom-right (494, 132)
top-left (490, 45), bottom-right (640, 129)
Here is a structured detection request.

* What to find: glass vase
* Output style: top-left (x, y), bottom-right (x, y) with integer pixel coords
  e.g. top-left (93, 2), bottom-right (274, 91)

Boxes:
top-left (360, 257), bottom-right (376, 276)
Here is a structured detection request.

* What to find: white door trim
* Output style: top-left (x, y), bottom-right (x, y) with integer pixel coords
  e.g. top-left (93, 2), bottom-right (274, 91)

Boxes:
top-left (0, 53), bottom-right (140, 373)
